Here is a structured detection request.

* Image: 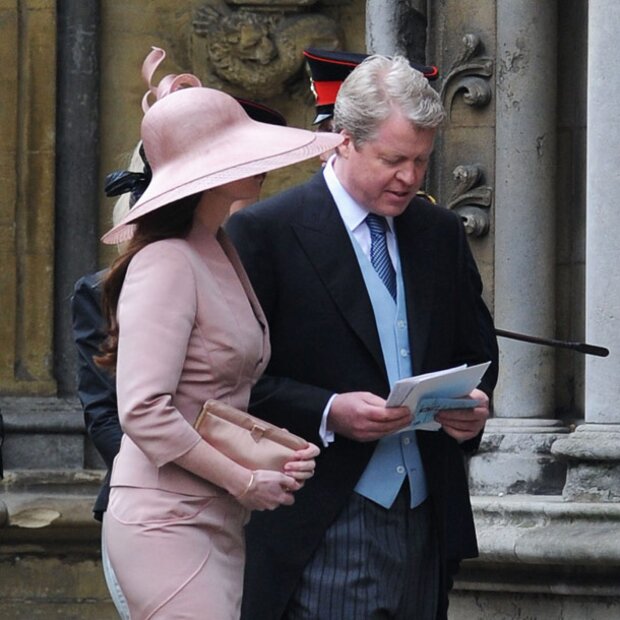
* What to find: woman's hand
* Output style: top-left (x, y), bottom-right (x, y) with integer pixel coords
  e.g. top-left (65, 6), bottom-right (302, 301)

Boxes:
top-left (234, 470), bottom-right (300, 511)
top-left (283, 443), bottom-right (320, 483)
top-left (234, 442), bottom-right (320, 511)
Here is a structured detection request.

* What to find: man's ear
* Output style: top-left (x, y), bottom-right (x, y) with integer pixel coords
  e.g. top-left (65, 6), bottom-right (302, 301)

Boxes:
top-left (337, 130), bottom-right (353, 158)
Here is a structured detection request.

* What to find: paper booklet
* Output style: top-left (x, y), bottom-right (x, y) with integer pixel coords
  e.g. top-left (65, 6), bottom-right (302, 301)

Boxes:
top-left (386, 361), bottom-right (491, 431)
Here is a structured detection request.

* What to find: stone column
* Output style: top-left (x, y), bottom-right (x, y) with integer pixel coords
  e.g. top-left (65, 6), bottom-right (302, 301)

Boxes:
top-left (54, 0), bottom-right (100, 396)
top-left (469, 0), bottom-right (567, 495)
top-left (494, 0), bottom-right (558, 420)
top-left (366, 0), bottom-right (427, 61)
top-left (552, 0), bottom-right (620, 501)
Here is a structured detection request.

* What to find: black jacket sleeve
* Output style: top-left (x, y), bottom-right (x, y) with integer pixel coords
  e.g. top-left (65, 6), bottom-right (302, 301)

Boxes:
top-left (71, 271), bottom-right (122, 469)
top-left (458, 235), bottom-right (499, 455)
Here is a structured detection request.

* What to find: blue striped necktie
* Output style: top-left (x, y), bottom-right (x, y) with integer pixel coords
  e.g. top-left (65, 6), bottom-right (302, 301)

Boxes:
top-left (365, 213), bottom-right (397, 300)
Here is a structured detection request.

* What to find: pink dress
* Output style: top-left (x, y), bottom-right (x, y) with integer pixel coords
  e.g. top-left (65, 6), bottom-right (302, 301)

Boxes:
top-left (104, 219), bottom-right (270, 619)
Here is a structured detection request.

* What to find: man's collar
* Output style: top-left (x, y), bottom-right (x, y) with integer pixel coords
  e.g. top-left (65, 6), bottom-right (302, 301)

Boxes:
top-left (322, 155), bottom-right (395, 233)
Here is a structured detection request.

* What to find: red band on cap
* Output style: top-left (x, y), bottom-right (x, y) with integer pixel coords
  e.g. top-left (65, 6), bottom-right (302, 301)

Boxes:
top-left (312, 80), bottom-right (344, 106)
top-left (424, 66), bottom-right (439, 80)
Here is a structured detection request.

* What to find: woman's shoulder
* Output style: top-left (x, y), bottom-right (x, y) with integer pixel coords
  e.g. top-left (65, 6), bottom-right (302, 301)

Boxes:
top-left (129, 238), bottom-right (198, 279)
top-left (122, 239), bottom-right (199, 304)
top-left (133, 237), bottom-right (193, 262)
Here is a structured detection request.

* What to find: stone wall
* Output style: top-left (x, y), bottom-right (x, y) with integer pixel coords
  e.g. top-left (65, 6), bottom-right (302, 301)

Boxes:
top-left (0, 0), bottom-right (57, 397)
top-left (0, 470), bottom-right (113, 619)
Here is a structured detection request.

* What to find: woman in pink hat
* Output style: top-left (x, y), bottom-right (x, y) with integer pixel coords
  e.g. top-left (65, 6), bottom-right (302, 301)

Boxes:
top-left (95, 48), bottom-right (341, 619)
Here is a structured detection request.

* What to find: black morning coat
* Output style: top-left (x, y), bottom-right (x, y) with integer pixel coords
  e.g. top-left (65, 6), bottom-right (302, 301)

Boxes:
top-left (226, 171), bottom-right (499, 620)
top-left (71, 270), bottom-right (121, 521)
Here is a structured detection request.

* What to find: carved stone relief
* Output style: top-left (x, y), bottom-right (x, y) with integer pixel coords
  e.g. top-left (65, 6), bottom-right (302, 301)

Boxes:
top-left (440, 33), bottom-right (493, 116)
top-left (447, 164), bottom-right (492, 237)
top-left (439, 34), bottom-right (494, 237)
top-left (227, 0), bottom-right (319, 6)
top-left (192, 0), bottom-right (342, 99)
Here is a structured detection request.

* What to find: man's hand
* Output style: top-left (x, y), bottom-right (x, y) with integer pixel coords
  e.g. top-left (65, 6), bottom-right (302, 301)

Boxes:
top-left (327, 392), bottom-right (411, 442)
top-left (435, 388), bottom-right (489, 442)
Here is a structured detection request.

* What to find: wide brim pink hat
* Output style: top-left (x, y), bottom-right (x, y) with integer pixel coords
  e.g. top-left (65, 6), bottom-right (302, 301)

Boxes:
top-left (102, 84), bottom-right (342, 245)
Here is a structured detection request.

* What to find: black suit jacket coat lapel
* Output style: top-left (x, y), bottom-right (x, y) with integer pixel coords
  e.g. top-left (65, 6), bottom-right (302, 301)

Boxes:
top-left (396, 205), bottom-right (436, 376)
top-left (290, 174), bottom-right (388, 382)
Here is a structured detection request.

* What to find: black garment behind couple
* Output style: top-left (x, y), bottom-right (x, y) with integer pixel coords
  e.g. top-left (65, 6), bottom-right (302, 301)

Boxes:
top-left (226, 167), bottom-right (498, 619)
top-left (72, 270), bottom-right (119, 521)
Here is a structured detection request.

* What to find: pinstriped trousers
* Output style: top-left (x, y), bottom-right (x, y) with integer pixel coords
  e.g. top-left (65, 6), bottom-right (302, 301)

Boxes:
top-left (284, 488), bottom-right (439, 620)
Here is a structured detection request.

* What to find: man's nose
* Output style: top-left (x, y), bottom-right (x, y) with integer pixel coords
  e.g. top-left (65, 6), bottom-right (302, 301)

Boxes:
top-left (395, 162), bottom-right (418, 185)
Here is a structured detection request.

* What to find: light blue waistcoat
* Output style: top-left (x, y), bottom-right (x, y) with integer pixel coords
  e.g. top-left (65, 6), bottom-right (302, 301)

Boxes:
top-left (347, 231), bottom-right (428, 509)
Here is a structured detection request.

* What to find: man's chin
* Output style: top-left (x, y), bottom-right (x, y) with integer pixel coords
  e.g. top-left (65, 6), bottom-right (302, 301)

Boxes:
top-left (378, 196), bottom-right (414, 216)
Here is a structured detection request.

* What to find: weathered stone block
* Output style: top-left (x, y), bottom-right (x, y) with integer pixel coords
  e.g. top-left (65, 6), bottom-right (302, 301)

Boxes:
top-left (469, 419), bottom-right (568, 495)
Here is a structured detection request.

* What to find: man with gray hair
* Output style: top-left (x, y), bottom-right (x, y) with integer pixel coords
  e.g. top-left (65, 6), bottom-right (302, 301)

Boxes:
top-left (227, 54), bottom-right (498, 620)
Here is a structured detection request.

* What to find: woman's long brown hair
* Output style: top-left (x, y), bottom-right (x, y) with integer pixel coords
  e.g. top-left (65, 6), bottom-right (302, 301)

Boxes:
top-left (96, 193), bottom-right (201, 370)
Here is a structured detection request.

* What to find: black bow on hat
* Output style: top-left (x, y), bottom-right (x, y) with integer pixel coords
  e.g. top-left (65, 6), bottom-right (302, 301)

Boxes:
top-left (104, 144), bottom-right (152, 207)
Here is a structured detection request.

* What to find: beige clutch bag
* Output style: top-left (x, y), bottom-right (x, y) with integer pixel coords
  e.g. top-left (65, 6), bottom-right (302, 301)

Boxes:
top-left (194, 399), bottom-right (309, 471)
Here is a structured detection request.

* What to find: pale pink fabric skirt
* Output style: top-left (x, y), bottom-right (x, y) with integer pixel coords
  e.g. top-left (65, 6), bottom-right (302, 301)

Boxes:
top-left (103, 487), bottom-right (250, 619)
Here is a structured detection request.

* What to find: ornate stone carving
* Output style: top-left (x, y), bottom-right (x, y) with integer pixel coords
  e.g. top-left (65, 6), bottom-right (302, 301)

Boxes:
top-left (227, 0), bottom-right (319, 6)
top-left (447, 164), bottom-right (492, 237)
top-left (192, 0), bottom-right (341, 98)
top-left (440, 33), bottom-right (494, 116)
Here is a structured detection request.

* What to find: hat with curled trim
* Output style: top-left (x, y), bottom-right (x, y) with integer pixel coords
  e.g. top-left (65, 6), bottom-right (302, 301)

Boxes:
top-left (102, 47), bottom-right (341, 245)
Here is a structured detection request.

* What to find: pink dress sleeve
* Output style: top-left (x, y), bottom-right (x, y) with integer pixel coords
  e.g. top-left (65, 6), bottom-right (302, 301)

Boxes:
top-left (116, 241), bottom-right (202, 467)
